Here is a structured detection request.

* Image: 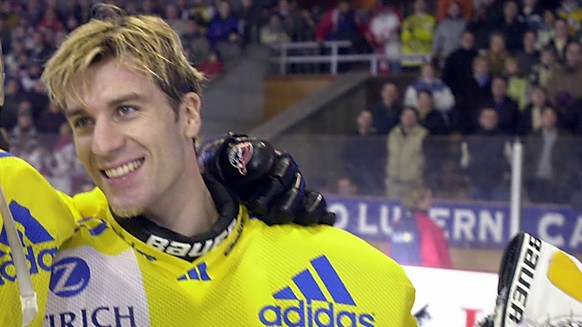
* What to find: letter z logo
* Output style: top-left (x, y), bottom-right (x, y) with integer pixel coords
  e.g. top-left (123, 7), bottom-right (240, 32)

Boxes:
top-left (49, 257), bottom-right (91, 298)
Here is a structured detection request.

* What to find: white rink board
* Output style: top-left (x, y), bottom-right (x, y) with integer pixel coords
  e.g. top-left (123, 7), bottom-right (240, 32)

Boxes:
top-left (403, 266), bottom-right (499, 327)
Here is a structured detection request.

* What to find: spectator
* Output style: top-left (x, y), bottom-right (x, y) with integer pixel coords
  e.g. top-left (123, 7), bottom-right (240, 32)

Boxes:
top-left (0, 79), bottom-right (25, 132)
top-left (492, 0), bottom-right (526, 52)
top-left (442, 30), bottom-right (478, 98)
top-left (341, 110), bottom-right (385, 196)
top-left (466, 4), bottom-right (493, 51)
top-left (37, 101), bottom-right (66, 135)
top-left (315, 0), bottom-right (368, 54)
top-left (216, 31), bottom-right (244, 63)
top-left (519, 0), bottom-right (543, 30)
top-left (182, 18), bottom-right (212, 65)
top-left (457, 55), bottom-right (493, 134)
top-left (196, 51), bottom-right (224, 79)
top-left (236, 0), bottom-right (263, 45)
top-left (524, 106), bottom-right (574, 204)
top-left (529, 46), bottom-right (560, 88)
top-left (515, 30), bottom-right (540, 78)
top-left (260, 13), bottom-right (291, 44)
top-left (416, 89), bottom-right (453, 135)
top-left (504, 56), bottom-right (529, 110)
top-left (431, 1), bottom-right (467, 66)
top-left (335, 177), bottom-right (359, 196)
top-left (187, 0), bottom-right (216, 27)
top-left (368, 2), bottom-right (402, 73)
top-left (385, 107), bottom-right (428, 198)
top-left (518, 85), bottom-right (551, 136)
top-left (535, 8), bottom-right (557, 50)
top-left (9, 101), bottom-right (38, 162)
top-left (400, 0), bottom-right (436, 67)
top-left (489, 76), bottom-right (520, 135)
top-left (546, 41), bottom-right (582, 107)
top-left (546, 18), bottom-right (572, 63)
top-left (206, 0), bottom-right (241, 48)
top-left (370, 81), bottom-right (402, 135)
top-left (557, 0), bottom-right (582, 35)
top-left (460, 107), bottom-right (511, 201)
top-left (404, 63), bottom-right (455, 113)
top-left (388, 184), bottom-right (453, 268)
top-left (484, 32), bottom-right (512, 76)
top-left (437, 0), bottom-right (472, 21)
top-left (37, 7), bottom-right (64, 33)
top-left (164, 3), bottom-right (188, 37)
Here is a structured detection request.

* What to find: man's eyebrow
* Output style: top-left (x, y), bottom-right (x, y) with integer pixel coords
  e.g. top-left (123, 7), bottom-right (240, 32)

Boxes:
top-left (64, 93), bottom-right (146, 118)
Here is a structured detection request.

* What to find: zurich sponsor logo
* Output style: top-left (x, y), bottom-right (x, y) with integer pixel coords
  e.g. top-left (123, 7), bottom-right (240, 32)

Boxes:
top-left (259, 256), bottom-right (375, 327)
top-left (49, 257), bottom-right (91, 297)
top-left (0, 201), bottom-right (57, 285)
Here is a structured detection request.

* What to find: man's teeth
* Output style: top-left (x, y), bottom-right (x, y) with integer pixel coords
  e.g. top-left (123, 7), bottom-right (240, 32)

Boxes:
top-left (104, 160), bottom-right (143, 178)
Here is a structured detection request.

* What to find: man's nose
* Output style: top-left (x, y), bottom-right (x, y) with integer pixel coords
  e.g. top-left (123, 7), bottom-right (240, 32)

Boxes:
top-left (91, 119), bottom-right (124, 156)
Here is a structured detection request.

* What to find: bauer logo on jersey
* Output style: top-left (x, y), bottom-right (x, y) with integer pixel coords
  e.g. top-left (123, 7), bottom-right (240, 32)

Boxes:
top-left (258, 255), bottom-right (375, 327)
top-left (0, 201), bottom-right (57, 286)
top-left (228, 141), bottom-right (253, 175)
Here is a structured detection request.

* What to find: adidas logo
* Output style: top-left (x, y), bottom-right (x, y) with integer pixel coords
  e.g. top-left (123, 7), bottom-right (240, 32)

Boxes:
top-left (0, 201), bottom-right (57, 285)
top-left (258, 255), bottom-right (375, 327)
top-left (177, 262), bottom-right (211, 281)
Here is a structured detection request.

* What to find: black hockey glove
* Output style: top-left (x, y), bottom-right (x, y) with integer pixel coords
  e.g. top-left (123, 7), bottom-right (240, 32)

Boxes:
top-left (197, 133), bottom-right (336, 226)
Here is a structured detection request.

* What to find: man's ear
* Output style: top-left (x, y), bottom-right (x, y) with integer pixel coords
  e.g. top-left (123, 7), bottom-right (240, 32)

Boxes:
top-left (181, 92), bottom-right (201, 138)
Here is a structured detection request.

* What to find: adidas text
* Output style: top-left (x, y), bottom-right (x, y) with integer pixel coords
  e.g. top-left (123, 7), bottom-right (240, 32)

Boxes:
top-left (259, 301), bottom-right (375, 327)
top-left (0, 245), bottom-right (56, 285)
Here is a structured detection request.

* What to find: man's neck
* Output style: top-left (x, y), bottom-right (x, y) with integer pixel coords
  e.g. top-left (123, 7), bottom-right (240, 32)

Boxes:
top-left (143, 163), bottom-right (219, 238)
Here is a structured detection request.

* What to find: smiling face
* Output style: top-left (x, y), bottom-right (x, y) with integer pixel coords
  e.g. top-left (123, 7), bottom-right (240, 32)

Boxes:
top-left (65, 58), bottom-right (201, 218)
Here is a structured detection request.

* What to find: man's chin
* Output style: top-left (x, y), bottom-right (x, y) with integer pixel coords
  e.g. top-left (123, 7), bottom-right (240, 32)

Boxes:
top-left (111, 205), bottom-right (144, 218)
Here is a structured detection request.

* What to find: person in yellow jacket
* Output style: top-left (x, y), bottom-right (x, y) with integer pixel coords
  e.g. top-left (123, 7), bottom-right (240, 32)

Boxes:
top-left (400, 0), bottom-right (436, 67)
top-left (0, 4), bottom-right (417, 327)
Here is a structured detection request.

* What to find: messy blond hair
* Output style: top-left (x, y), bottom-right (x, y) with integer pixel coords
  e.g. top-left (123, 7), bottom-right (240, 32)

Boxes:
top-left (42, 4), bottom-right (206, 111)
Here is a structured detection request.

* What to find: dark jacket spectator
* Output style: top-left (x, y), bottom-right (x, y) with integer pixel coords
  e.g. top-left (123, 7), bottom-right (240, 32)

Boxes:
top-left (370, 82), bottom-right (402, 134)
top-left (442, 30), bottom-right (478, 98)
top-left (206, 1), bottom-right (241, 48)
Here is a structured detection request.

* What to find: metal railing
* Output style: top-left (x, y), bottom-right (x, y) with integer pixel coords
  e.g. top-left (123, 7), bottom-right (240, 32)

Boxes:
top-left (268, 41), bottom-right (430, 75)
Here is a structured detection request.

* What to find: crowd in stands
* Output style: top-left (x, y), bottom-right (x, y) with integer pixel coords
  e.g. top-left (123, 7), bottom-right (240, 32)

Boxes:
top-left (339, 0), bottom-right (582, 207)
top-left (2, 0), bottom-right (582, 207)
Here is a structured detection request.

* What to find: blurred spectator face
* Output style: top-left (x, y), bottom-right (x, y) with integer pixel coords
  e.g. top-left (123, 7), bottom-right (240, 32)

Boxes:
top-left (336, 178), bottom-right (358, 196)
top-left (186, 19), bottom-right (200, 34)
top-left (338, 0), bottom-right (351, 14)
top-left (356, 110), bottom-right (373, 131)
top-left (491, 78), bottom-right (507, 98)
top-left (417, 91), bottom-right (433, 112)
top-left (566, 42), bottom-right (582, 68)
top-left (460, 31), bottom-right (475, 50)
top-left (540, 107), bottom-right (558, 130)
top-left (523, 31), bottom-right (537, 50)
top-left (400, 108), bottom-right (419, 129)
top-left (479, 108), bottom-right (498, 131)
top-left (218, 1), bottom-right (231, 19)
top-left (530, 87), bottom-right (547, 107)
top-left (504, 58), bottom-right (519, 75)
top-left (524, 0), bottom-right (537, 8)
top-left (17, 102), bottom-right (33, 130)
top-left (489, 34), bottom-right (506, 53)
top-left (447, 2), bottom-right (461, 18)
top-left (269, 14), bottom-right (282, 28)
top-left (48, 102), bottom-right (60, 113)
top-left (503, 1), bottom-right (518, 20)
top-left (381, 83), bottom-right (398, 104)
top-left (6, 79), bottom-right (19, 95)
top-left (414, 0), bottom-right (426, 14)
top-left (165, 4), bottom-right (179, 19)
top-left (554, 19), bottom-right (569, 38)
top-left (540, 48), bottom-right (557, 66)
top-left (543, 9), bottom-right (556, 26)
top-left (417, 190), bottom-right (433, 211)
top-left (420, 64), bottom-right (435, 80)
top-left (473, 57), bottom-right (489, 76)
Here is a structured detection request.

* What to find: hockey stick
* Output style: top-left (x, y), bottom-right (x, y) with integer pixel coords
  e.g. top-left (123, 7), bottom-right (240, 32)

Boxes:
top-left (0, 42), bottom-right (38, 326)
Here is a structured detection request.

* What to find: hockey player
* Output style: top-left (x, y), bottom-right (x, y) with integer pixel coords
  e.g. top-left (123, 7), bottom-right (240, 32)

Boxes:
top-left (0, 4), bottom-right (417, 326)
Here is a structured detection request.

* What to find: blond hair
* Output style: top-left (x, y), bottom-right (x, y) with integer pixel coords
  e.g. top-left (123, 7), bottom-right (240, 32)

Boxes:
top-left (42, 4), bottom-right (206, 111)
top-left (401, 184), bottom-right (431, 211)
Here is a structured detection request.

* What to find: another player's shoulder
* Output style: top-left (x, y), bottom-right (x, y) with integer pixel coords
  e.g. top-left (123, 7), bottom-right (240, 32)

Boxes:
top-left (72, 187), bottom-right (110, 220)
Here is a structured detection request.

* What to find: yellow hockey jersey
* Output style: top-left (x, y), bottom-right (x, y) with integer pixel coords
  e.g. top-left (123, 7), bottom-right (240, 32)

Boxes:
top-left (0, 152), bottom-right (417, 327)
